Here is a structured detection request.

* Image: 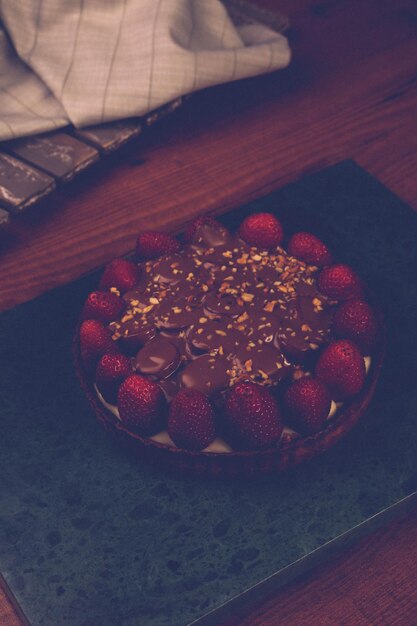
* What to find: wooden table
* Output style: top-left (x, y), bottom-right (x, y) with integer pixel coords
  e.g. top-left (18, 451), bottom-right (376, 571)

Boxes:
top-left (1, 0), bottom-right (417, 623)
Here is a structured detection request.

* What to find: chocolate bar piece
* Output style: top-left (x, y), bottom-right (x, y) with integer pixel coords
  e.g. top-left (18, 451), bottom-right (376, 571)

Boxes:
top-left (224, 0), bottom-right (289, 32)
top-left (9, 132), bottom-right (99, 182)
top-left (0, 207), bottom-right (10, 225)
top-left (74, 120), bottom-right (142, 154)
top-left (0, 153), bottom-right (55, 212)
top-left (145, 98), bottom-right (183, 127)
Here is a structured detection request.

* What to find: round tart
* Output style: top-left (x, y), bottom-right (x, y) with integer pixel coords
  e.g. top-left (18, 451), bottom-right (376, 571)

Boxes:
top-left (74, 213), bottom-right (384, 477)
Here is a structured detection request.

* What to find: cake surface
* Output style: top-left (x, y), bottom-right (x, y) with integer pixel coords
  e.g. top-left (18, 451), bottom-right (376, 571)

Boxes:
top-left (75, 212), bottom-right (383, 475)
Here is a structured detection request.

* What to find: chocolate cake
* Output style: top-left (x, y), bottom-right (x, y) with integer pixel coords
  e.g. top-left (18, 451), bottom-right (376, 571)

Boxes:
top-left (75, 213), bottom-right (384, 476)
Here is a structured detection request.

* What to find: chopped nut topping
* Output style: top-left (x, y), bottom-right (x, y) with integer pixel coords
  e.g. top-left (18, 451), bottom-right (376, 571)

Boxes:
top-left (241, 293), bottom-right (254, 303)
top-left (237, 312), bottom-right (249, 323)
top-left (293, 369), bottom-right (306, 380)
top-left (264, 301), bottom-right (277, 312)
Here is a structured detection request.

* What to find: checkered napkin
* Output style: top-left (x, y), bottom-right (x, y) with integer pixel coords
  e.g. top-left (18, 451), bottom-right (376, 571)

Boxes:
top-left (0, 0), bottom-right (291, 141)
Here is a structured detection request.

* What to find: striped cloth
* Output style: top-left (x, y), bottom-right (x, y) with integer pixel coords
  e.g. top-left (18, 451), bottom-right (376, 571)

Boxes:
top-left (0, 0), bottom-right (290, 141)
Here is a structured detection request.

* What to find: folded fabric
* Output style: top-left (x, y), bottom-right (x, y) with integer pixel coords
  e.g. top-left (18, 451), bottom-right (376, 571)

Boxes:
top-left (0, 0), bottom-right (291, 141)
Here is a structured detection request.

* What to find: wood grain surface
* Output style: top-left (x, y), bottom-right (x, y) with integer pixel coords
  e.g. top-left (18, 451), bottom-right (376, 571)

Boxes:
top-left (218, 505), bottom-right (417, 626)
top-left (0, 0), bottom-right (416, 313)
top-left (1, 0), bottom-right (417, 624)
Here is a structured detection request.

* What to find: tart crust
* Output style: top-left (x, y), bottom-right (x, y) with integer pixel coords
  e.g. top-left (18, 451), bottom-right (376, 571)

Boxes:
top-left (74, 309), bottom-right (384, 477)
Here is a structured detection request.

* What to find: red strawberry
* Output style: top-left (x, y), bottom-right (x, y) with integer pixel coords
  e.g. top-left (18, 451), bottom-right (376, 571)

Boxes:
top-left (82, 291), bottom-right (125, 324)
top-left (167, 389), bottom-right (216, 450)
top-left (184, 216), bottom-right (223, 243)
top-left (288, 232), bottom-right (332, 267)
top-left (316, 340), bottom-right (366, 400)
top-left (136, 231), bottom-right (180, 260)
top-left (79, 319), bottom-right (116, 372)
top-left (333, 300), bottom-right (378, 355)
top-left (285, 377), bottom-right (331, 435)
top-left (225, 381), bottom-right (283, 450)
top-left (95, 353), bottom-right (133, 404)
top-left (99, 258), bottom-right (141, 294)
top-left (117, 374), bottom-right (166, 436)
top-left (238, 213), bottom-right (283, 249)
top-left (318, 264), bottom-right (363, 300)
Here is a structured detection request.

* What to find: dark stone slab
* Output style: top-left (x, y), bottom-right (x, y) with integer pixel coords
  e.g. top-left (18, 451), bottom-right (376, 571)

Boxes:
top-left (0, 161), bottom-right (416, 626)
top-left (74, 120), bottom-right (142, 154)
top-left (0, 153), bottom-right (55, 212)
top-left (9, 132), bottom-right (99, 182)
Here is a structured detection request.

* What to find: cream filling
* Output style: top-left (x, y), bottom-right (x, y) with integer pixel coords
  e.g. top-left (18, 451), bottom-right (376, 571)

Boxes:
top-left (94, 356), bottom-right (372, 453)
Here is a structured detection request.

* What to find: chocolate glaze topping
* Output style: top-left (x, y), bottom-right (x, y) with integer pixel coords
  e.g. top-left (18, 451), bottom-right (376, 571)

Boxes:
top-left (109, 223), bottom-right (335, 403)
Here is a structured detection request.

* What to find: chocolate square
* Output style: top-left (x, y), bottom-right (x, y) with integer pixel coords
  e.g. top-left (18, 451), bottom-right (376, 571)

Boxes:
top-left (9, 132), bottom-right (99, 182)
top-left (0, 153), bottom-right (55, 212)
top-left (74, 120), bottom-right (142, 153)
top-left (0, 207), bottom-right (10, 225)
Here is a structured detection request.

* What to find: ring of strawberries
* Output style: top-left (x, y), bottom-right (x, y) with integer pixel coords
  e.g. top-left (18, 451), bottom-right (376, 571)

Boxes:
top-left (75, 212), bottom-right (384, 476)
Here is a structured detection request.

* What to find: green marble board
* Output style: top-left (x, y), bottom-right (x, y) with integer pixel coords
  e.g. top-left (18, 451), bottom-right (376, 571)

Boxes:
top-left (1, 161), bottom-right (417, 626)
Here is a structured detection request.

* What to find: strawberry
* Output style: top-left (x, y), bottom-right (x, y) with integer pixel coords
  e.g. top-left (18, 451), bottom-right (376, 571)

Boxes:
top-left (167, 389), bottom-right (216, 450)
top-left (224, 381), bottom-right (282, 450)
top-left (95, 353), bottom-right (133, 404)
top-left (99, 258), bottom-right (141, 294)
top-left (117, 374), bottom-right (166, 436)
top-left (238, 212), bottom-right (283, 248)
top-left (82, 291), bottom-right (125, 324)
top-left (287, 232), bottom-right (332, 267)
top-left (316, 340), bottom-right (366, 400)
top-left (318, 264), bottom-right (363, 300)
top-left (285, 377), bottom-right (331, 435)
top-left (333, 300), bottom-right (378, 355)
top-left (79, 319), bottom-right (117, 372)
top-left (183, 216), bottom-right (223, 243)
top-left (136, 231), bottom-right (180, 260)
